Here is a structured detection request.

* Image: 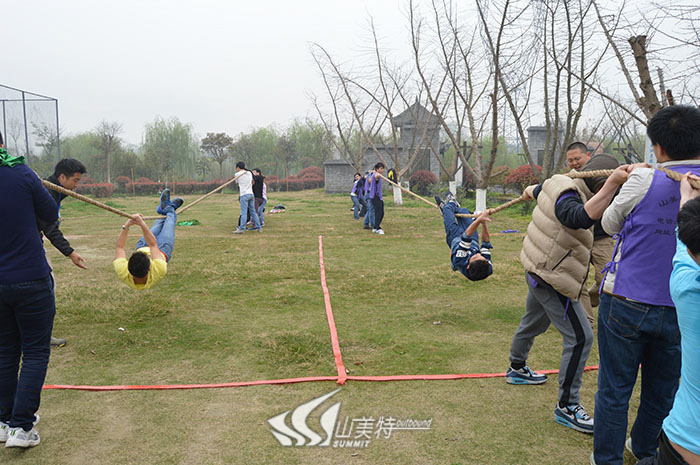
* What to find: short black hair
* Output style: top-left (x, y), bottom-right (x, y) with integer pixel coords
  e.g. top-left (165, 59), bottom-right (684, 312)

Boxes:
top-left (374, 162), bottom-right (385, 170)
top-left (253, 168), bottom-right (261, 175)
top-left (54, 158), bottom-right (87, 178)
top-left (236, 161), bottom-right (245, 170)
top-left (678, 196), bottom-right (700, 256)
top-left (127, 251), bottom-right (151, 278)
top-left (566, 141), bottom-right (589, 153)
top-left (467, 259), bottom-right (492, 281)
top-left (354, 172), bottom-right (361, 177)
top-left (647, 105), bottom-right (700, 160)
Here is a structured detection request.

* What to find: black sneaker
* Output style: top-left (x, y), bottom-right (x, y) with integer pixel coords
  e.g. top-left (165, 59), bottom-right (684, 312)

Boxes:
top-left (169, 198), bottom-right (184, 210)
top-left (434, 195), bottom-right (445, 215)
top-left (363, 225), bottom-right (371, 230)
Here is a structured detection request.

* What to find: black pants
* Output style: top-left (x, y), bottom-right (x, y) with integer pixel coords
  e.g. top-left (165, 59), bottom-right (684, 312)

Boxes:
top-left (637, 430), bottom-right (691, 465)
top-left (371, 197), bottom-right (384, 229)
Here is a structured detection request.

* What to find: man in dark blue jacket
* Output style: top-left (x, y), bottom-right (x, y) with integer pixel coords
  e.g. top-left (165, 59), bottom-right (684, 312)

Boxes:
top-left (0, 131), bottom-right (58, 448)
top-left (37, 158), bottom-right (87, 347)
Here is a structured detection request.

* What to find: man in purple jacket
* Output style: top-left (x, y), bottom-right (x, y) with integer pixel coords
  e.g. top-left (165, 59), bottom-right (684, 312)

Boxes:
top-left (593, 105), bottom-right (700, 465)
top-left (0, 131), bottom-right (59, 448)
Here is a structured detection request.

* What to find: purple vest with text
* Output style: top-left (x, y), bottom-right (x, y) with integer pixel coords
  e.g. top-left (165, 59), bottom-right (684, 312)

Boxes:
top-left (611, 165), bottom-right (700, 306)
top-left (369, 175), bottom-right (383, 200)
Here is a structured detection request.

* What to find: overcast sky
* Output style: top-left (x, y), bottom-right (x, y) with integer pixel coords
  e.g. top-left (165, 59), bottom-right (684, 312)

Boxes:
top-left (3, 0), bottom-right (414, 144)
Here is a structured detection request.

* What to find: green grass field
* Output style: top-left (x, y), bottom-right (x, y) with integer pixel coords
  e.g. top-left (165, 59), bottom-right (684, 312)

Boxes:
top-left (5, 189), bottom-right (641, 465)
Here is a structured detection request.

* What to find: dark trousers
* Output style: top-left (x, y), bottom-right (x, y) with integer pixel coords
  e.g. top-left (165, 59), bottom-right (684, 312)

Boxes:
top-left (637, 430), bottom-right (691, 465)
top-left (0, 276), bottom-right (55, 430)
top-left (371, 197), bottom-right (384, 229)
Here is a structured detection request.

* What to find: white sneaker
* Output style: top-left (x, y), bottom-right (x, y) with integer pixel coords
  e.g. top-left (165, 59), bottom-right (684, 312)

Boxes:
top-left (0, 421), bottom-right (8, 443)
top-left (375, 229), bottom-right (385, 235)
top-left (1, 414), bottom-right (39, 442)
top-left (5, 427), bottom-right (40, 448)
top-left (371, 229), bottom-right (377, 233)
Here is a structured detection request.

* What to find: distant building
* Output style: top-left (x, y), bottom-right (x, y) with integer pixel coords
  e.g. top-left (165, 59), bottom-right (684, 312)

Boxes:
top-left (324, 102), bottom-right (441, 193)
top-left (527, 125), bottom-right (565, 170)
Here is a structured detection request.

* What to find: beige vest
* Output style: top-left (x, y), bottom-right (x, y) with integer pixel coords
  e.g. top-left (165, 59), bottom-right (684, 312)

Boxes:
top-left (520, 175), bottom-right (594, 300)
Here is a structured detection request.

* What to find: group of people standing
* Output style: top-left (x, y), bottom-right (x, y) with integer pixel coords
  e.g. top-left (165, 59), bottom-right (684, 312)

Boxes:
top-left (499, 105), bottom-right (700, 465)
top-left (233, 162), bottom-right (268, 234)
top-left (350, 162), bottom-right (386, 235)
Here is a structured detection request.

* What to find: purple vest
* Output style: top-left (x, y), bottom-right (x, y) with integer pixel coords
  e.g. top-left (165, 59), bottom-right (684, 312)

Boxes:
top-left (611, 164), bottom-right (700, 306)
top-left (369, 175), bottom-right (383, 200)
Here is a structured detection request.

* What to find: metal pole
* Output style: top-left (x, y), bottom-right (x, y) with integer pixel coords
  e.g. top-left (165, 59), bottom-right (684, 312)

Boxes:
top-left (55, 99), bottom-right (61, 160)
top-left (22, 91), bottom-right (30, 164)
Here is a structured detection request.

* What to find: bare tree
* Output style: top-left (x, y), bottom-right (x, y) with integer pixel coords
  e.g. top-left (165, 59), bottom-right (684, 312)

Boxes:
top-left (409, 0), bottom-right (497, 208)
top-left (94, 121), bottom-right (123, 183)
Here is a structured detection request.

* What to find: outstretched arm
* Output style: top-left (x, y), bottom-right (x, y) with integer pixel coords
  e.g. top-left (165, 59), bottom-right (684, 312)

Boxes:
top-left (115, 218), bottom-right (137, 260)
top-left (481, 220), bottom-right (491, 243)
top-left (465, 209), bottom-right (494, 237)
top-left (134, 214), bottom-right (165, 261)
top-left (584, 163), bottom-right (648, 220)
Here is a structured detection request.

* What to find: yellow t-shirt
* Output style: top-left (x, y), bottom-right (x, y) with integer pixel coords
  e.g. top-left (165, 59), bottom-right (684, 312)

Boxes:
top-left (113, 246), bottom-right (168, 290)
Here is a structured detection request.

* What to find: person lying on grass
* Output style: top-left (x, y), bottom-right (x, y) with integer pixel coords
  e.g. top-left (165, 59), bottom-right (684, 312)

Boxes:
top-left (114, 189), bottom-right (183, 290)
top-left (434, 192), bottom-right (494, 281)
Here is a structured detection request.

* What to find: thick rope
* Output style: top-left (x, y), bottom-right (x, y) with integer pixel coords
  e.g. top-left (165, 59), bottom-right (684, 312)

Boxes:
top-left (49, 172), bottom-right (246, 222)
top-left (41, 180), bottom-right (137, 220)
top-left (141, 171), bottom-right (245, 221)
top-left (377, 173), bottom-right (506, 218)
top-left (457, 166), bottom-right (700, 218)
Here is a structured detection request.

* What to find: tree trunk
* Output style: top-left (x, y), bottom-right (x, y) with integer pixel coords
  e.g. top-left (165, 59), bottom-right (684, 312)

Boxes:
top-left (392, 185), bottom-right (403, 205)
top-left (475, 188), bottom-right (487, 213)
top-left (448, 181), bottom-right (457, 196)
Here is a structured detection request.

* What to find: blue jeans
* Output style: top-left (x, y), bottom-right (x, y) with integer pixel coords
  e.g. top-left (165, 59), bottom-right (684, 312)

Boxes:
top-left (136, 207), bottom-right (177, 261)
top-left (443, 202), bottom-right (474, 247)
top-left (363, 198), bottom-right (375, 228)
top-left (0, 275), bottom-right (55, 430)
top-left (594, 294), bottom-right (681, 465)
top-left (257, 198), bottom-right (267, 225)
top-left (351, 195), bottom-right (361, 219)
top-left (237, 194), bottom-right (261, 231)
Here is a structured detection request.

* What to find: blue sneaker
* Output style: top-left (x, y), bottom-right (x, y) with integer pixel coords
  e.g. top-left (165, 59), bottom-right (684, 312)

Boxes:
top-left (157, 189), bottom-right (171, 215)
top-left (554, 403), bottom-right (594, 434)
top-left (506, 366), bottom-right (548, 385)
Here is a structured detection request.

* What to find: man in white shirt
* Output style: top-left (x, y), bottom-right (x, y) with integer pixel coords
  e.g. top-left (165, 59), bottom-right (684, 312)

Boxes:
top-left (233, 161), bottom-right (262, 234)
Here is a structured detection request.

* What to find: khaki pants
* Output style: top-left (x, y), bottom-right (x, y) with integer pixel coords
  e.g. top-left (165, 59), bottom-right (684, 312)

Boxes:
top-left (579, 236), bottom-right (615, 325)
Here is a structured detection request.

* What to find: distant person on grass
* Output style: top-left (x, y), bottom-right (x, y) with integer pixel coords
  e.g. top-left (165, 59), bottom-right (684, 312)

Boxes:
top-left (113, 189), bottom-right (183, 290)
top-left (434, 192), bottom-right (494, 281)
top-left (362, 170), bottom-right (375, 230)
top-left (233, 161), bottom-right (261, 234)
top-left (367, 162), bottom-right (386, 235)
top-left (0, 130), bottom-right (58, 448)
top-left (253, 168), bottom-right (267, 226)
top-left (37, 158), bottom-right (88, 348)
top-left (506, 155), bottom-right (631, 436)
top-left (350, 172), bottom-right (365, 220)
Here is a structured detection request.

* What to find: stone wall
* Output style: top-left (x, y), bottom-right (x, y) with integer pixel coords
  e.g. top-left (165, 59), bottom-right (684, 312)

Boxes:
top-left (324, 159), bottom-right (357, 194)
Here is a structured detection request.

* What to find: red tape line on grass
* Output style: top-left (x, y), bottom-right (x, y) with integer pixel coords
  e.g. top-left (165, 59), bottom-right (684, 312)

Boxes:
top-left (42, 367), bottom-right (599, 391)
top-left (43, 376), bottom-right (339, 392)
top-left (318, 235), bottom-right (348, 384)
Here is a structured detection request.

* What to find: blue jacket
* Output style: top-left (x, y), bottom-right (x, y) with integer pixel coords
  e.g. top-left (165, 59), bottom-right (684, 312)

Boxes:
top-left (0, 164), bottom-right (59, 284)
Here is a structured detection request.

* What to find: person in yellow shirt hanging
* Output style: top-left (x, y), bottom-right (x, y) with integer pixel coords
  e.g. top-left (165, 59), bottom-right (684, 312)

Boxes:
top-left (113, 189), bottom-right (183, 290)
